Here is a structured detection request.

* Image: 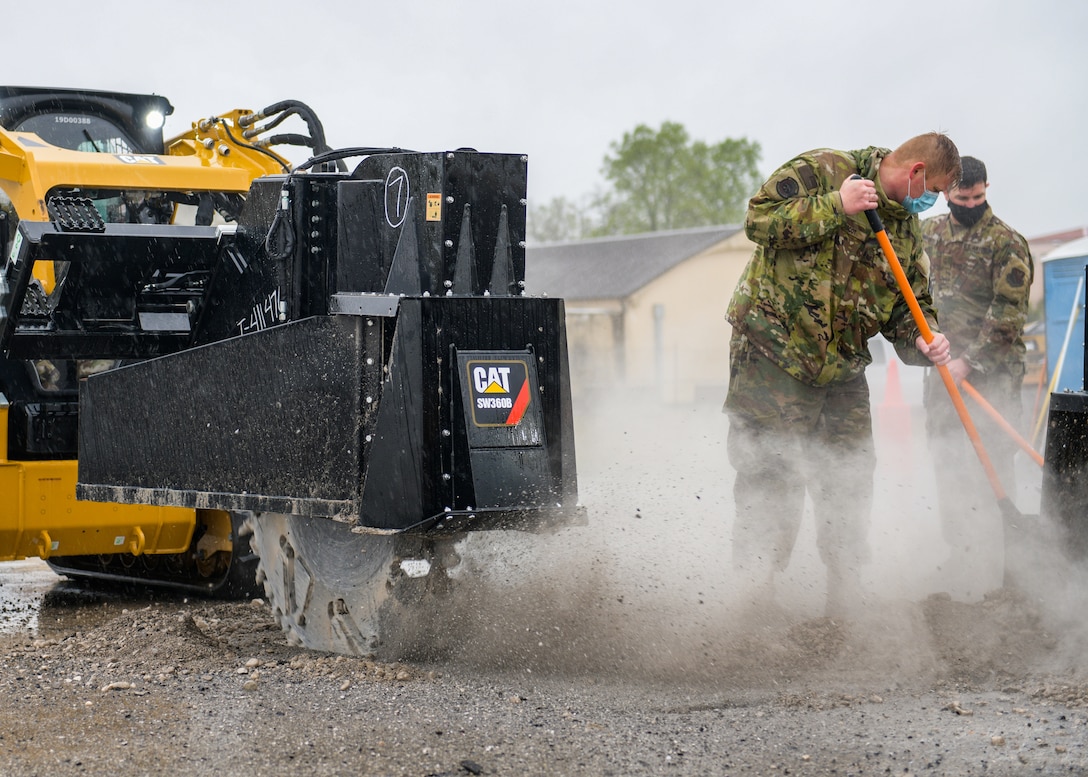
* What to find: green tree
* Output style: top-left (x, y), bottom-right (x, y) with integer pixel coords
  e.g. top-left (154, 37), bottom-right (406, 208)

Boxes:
top-left (527, 195), bottom-right (596, 243)
top-left (594, 121), bottom-right (761, 236)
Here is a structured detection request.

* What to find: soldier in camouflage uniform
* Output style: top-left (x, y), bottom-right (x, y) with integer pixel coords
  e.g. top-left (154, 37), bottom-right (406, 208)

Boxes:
top-left (724, 132), bottom-right (961, 616)
top-left (921, 157), bottom-right (1033, 595)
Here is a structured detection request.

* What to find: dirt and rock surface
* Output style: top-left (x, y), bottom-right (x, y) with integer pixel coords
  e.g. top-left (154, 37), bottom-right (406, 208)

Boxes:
top-left (3, 560), bottom-right (1088, 777)
top-left (3, 400), bottom-right (1087, 776)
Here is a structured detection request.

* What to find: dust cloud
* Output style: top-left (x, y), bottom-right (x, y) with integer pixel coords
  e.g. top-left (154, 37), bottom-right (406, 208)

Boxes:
top-left (409, 378), bottom-right (1088, 692)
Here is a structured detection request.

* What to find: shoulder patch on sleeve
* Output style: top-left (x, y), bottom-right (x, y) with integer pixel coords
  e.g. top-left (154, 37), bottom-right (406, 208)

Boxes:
top-left (798, 164), bottom-right (819, 192)
top-left (776, 177), bottom-right (799, 198)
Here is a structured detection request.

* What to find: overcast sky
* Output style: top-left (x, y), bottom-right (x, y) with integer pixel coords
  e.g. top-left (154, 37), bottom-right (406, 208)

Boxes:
top-left (5, 1), bottom-right (1083, 241)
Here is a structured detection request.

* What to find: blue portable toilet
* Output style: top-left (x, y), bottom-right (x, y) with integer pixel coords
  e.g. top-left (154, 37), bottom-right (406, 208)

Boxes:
top-left (1042, 236), bottom-right (1088, 392)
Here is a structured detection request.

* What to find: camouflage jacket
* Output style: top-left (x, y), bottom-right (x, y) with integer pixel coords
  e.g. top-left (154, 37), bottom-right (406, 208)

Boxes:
top-left (727, 146), bottom-right (938, 386)
top-left (921, 206), bottom-right (1033, 376)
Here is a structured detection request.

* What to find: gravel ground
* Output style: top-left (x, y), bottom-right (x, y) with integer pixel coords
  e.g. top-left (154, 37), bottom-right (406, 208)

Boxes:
top-left (3, 542), bottom-right (1088, 777)
top-left (3, 398), bottom-right (1086, 776)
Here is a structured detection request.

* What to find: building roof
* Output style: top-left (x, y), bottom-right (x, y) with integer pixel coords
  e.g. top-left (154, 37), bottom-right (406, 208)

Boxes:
top-left (1041, 235), bottom-right (1088, 262)
top-left (1028, 226), bottom-right (1088, 263)
top-left (525, 225), bottom-right (742, 300)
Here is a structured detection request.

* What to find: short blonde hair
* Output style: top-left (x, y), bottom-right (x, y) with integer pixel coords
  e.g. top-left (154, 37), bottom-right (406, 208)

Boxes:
top-left (891, 132), bottom-right (961, 183)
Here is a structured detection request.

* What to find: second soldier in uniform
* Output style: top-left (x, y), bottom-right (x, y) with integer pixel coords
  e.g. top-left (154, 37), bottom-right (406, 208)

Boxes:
top-left (921, 156), bottom-right (1034, 597)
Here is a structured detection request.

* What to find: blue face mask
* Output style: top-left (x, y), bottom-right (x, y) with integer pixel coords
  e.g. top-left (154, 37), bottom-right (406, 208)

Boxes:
top-left (901, 169), bottom-right (938, 214)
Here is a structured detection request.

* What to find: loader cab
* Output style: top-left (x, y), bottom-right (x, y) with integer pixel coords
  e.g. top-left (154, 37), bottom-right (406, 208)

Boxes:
top-left (0, 87), bottom-right (181, 231)
top-left (0, 86), bottom-right (172, 155)
top-left (0, 87), bottom-right (241, 233)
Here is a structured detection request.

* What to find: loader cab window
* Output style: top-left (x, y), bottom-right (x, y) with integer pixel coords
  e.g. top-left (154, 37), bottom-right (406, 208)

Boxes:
top-left (13, 113), bottom-right (142, 155)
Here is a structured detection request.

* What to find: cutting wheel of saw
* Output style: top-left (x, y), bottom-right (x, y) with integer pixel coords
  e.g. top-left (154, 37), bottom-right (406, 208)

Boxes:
top-left (248, 512), bottom-right (460, 657)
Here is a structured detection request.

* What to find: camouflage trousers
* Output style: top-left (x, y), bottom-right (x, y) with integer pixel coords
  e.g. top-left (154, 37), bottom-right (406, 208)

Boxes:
top-left (723, 332), bottom-right (875, 578)
top-left (924, 366), bottom-right (1023, 553)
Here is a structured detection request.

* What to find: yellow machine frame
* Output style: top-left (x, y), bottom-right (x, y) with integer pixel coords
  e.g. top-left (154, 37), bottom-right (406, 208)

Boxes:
top-left (0, 108), bottom-right (288, 562)
top-left (0, 395), bottom-right (195, 561)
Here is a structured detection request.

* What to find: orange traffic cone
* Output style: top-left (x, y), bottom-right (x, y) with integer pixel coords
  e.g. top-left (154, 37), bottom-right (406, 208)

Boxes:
top-left (877, 357), bottom-right (913, 471)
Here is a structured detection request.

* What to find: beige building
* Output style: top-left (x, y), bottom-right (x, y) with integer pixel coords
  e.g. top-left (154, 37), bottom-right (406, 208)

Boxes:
top-left (526, 226), bottom-right (755, 404)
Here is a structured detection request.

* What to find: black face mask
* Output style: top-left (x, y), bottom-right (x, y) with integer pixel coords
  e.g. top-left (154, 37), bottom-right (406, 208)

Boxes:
top-left (947, 200), bottom-right (989, 227)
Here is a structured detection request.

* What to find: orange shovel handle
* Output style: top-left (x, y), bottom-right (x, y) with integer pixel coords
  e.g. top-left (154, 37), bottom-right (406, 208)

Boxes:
top-left (961, 379), bottom-right (1044, 467)
top-left (863, 207), bottom-right (1012, 504)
